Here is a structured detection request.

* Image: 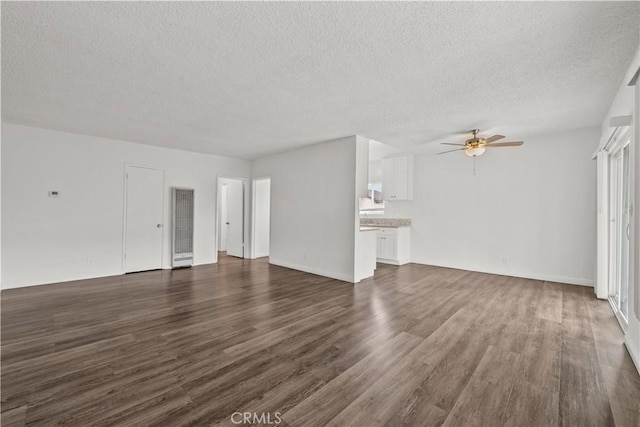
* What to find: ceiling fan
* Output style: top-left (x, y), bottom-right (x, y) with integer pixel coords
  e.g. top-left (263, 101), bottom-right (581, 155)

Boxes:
top-left (437, 129), bottom-right (523, 157)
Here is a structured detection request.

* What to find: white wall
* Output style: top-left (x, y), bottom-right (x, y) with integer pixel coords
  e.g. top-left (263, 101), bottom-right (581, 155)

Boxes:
top-left (1, 123), bottom-right (251, 289)
top-left (369, 160), bottom-right (382, 184)
top-left (385, 126), bottom-right (599, 286)
top-left (353, 136), bottom-right (374, 282)
top-left (0, 121), bottom-right (2, 287)
top-left (252, 136), bottom-right (360, 282)
top-left (253, 178), bottom-right (270, 258)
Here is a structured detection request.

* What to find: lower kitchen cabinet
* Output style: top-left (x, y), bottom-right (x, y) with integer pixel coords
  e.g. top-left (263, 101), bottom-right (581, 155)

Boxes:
top-left (376, 227), bottom-right (410, 265)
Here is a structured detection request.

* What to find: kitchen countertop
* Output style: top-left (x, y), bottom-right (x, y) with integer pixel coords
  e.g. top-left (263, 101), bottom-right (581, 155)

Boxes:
top-left (359, 218), bottom-right (411, 228)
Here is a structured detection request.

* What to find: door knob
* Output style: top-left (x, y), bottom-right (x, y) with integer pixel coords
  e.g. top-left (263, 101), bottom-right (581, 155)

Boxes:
top-left (157, 224), bottom-right (163, 228)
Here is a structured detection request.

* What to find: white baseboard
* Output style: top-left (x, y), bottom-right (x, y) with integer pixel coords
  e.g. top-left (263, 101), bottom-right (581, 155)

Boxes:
top-left (269, 259), bottom-right (354, 283)
top-left (624, 335), bottom-right (640, 375)
top-left (377, 259), bottom-right (401, 266)
top-left (512, 272), bottom-right (592, 287)
top-left (410, 261), bottom-right (594, 287)
top-left (1, 270), bottom-right (122, 291)
top-left (377, 258), bottom-right (410, 266)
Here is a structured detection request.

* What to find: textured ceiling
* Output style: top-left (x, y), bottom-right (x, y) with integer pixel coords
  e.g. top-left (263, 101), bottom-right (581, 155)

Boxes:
top-left (2, 2), bottom-right (639, 159)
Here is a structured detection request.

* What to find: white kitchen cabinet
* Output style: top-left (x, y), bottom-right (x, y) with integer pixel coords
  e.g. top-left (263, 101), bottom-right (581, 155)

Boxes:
top-left (382, 154), bottom-right (414, 201)
top-left (376, 234), bottom-right (396, 260)
top-left (376, 227), bottom-right (410, 265)
top-left (356, 229), bottom-right (377, 283)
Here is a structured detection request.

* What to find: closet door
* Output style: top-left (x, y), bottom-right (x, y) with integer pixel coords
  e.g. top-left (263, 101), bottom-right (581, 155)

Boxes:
top-left (124, 165), bottom-right (164, 273)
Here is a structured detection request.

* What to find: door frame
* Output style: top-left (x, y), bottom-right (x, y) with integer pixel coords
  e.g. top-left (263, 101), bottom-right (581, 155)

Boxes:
top-left (215, 175), bottom-right (249, 262)
top-left (607, 131), bottom-right (631, 331)
top-left (218, 183), bottom-right (228, 252)
top-left (250, 176), bottom-right (271, 259)
top-left (122, 163), bottom-right (166, 273)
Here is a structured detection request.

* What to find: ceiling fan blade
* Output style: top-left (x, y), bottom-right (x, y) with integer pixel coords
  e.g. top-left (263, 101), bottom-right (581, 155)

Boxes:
top-left (440, 142), bottom-right (466, 146)
top-left (484, 135), bottom-right (505, 143)
top-left (437, 148), bottom-right (466, 155)
top-left (484, 141), bottom-right (524, 147)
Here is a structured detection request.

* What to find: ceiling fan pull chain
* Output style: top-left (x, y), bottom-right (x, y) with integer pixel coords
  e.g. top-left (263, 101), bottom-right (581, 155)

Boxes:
top-left (473, 156), bottom-right (477, 175)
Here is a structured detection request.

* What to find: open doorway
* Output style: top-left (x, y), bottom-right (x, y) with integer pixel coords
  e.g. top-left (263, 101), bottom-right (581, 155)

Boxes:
top-left (252, 177), bottom-right (271, 259)
top-left (217, 177), bottom-right (246, 259)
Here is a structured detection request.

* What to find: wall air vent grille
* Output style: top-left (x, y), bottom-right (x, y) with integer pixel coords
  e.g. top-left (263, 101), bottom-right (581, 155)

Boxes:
top-left (172, 188), bottom-right (194, 267)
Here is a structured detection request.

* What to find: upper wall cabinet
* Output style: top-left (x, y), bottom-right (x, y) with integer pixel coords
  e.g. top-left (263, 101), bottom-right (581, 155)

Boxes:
top-left (382, 154), bottom-right (414, 201)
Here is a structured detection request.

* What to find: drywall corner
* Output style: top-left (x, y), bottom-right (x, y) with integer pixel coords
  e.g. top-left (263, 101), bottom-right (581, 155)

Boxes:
top-left (252, 136), bottom-right (359, 283)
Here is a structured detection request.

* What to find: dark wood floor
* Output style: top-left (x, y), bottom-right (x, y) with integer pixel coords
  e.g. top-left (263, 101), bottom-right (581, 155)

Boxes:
top-left (1, 255), bottom-right (639, 426)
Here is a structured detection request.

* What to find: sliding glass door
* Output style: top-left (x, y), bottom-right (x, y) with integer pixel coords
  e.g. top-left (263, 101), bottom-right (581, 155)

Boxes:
top-left (609, 138), bottom-right (631, 326)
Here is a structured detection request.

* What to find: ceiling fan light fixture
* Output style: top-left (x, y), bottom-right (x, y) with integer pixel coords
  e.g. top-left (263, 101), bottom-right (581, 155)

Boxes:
top-left (436, 130), bottom-right (523, 156)
top-left (465, 147), bottom-right (485, 157)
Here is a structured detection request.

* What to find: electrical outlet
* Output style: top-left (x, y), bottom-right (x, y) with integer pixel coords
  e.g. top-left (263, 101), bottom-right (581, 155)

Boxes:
top-left (87, 257), bottom-right (93, 265)
top-left (502, 258), bottom-right (508, 267)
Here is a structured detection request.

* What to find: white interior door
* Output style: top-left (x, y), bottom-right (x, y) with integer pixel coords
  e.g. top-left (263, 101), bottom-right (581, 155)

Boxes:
top-left (219, 184), bottom-right (228, 252)
top-left (125, 166), bottom-right (164, 273)
top-left (226, 179), bottom-right (244, 258)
